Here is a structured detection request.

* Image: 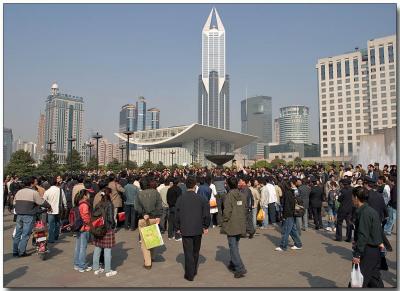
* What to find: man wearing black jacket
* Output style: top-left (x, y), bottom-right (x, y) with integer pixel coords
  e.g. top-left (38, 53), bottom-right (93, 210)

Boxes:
top-left (175, 176), bottom-right (210, 281)
top-left (167, 177), bottom-right (182, 241)
top-left (335, 179), bottom-right (353, 242)
top-left (309, 178), bottom-right (324, 230)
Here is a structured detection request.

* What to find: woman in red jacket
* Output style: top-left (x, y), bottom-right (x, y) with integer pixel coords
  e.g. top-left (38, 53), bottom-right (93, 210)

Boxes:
top-left (73, 189), bottom-right (92, 272)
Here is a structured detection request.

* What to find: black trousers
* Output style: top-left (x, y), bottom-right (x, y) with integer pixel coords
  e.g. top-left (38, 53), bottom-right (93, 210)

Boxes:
top-left (182, 235), bottom-right (202, 280)
top-left (124, 204), bottom-right (136, 230)
top-left (216, 193), bottom-right (226, 226)
top-left (336, 212), bottom-right (352, 241)
top-left (360, 246), bottom-right (384, 288)
top-left (168, 207), bottom-right (181, 239)
top-left (312, 207), bottom-right (323, 229)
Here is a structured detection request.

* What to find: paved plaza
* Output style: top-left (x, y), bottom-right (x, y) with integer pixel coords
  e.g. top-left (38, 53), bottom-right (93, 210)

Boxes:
top-left (3, 212), bottom-right (397, 288)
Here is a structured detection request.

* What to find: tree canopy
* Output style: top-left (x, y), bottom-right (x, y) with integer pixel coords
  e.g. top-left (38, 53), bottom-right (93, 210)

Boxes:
top-left (4, 150), bottom-right (36, 177)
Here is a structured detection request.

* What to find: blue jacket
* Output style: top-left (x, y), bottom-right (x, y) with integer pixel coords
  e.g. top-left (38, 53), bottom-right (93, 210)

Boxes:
top-left (197, 184), bottom-right (212, 202)
top-left (123, 183), bottom-right (139, 205)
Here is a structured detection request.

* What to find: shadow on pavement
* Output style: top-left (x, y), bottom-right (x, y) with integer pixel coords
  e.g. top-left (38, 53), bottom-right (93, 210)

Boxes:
top-left (215, 245), bottom-right (230, 266)
top-left (175, 253), bottom-right (206, 271)
top-left (299, 271), bottom-right (337, 287)
top-left (46, 246), bottom-right (63, 259)
top-left (382, 258), bottom-right (397, 287)
top-left (113, 242), bottom-right (133, 268)
top-left (153, 244), bottom-right (167, 262)
top-left (4, 266), bottom-right (29, 286)
top-left (321, 242), bottom-right (351, 260)
top-left (263, 233), bottom-right (281, 246)
top-left (3, 252), bottom-right (16, 263)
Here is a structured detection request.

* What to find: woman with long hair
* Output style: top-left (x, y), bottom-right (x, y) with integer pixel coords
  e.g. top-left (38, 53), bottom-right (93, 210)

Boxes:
top-left (92, 187), bottom-right (117, 277)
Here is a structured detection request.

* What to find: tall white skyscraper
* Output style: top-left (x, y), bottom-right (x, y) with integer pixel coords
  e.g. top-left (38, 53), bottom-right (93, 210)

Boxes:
top-left (316, 35), bottom-right (396, 158)
top-left (45, 83), bottom-right (84, 164)
top-left (198, 7), bottom-right (230, 130)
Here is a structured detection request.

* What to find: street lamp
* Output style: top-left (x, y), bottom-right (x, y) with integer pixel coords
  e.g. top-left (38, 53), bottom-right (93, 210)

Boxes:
top-left (67, 137), bottom-right (76, 170)
top-left (87, 141), bottom-right (94, 160)
top-left (46, 139), bottom-right (56, 172)
top-left (119, 144), bottom-right (125, 165)
top-left (145, 148), bottom-right (153, 163)
top-left (123, 130), bottom-right (134, 169)
top-left (170, 150), bottom-right (176, 166)
top-left (47, 139), bottom-right (55, 152)
top-left (92, 132), bottom-right (103, 173)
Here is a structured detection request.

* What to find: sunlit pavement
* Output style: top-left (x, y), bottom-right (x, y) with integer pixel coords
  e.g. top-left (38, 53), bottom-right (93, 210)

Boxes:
top-left (3, 212), bottom-right (397, 288)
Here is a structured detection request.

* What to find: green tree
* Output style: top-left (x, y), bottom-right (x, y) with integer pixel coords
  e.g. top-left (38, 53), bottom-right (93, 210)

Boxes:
top-left (36, 150), bottom-right (61, 176)
top-left (155, 161), bottom-right (166, 172)
top-left (301, 160), bottom-right (317, 168)
top-left (65, 149), bottom-right (83, 172)
top-left (126, 160), bottom-right (138, 170)
top-left (107, 159), bottom-right (123, 173)
top-left (294, 157), bottom-right (302, 166)
top-left (254, 160), bottom-right (271, 169)
top-left (86, 157), bottom-right (99, 171)
top-left (141, 160), bottom-right (155, 170)
top-left (270, 158), bottom-right (286, 168)
top-left (5, 150), bottom-right (36, 177)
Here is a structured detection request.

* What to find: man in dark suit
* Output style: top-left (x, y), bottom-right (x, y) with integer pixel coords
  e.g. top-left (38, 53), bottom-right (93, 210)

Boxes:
top-left (309, 178), bottom-right (324, 230)
top-left (335, 178), bottom-right (353, 242)
top-left (175, 176), bottom-right (211, 281)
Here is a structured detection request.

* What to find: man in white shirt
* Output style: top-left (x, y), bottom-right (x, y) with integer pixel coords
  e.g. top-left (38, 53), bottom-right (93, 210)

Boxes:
top-left (259, 179), bottom-right (269, 228)
top-left (377, 176), bottom-right (391, 206)
top-left (265, 177), bottom-right (278, 226)
top-left (43, 176), bottom-right (67, 243)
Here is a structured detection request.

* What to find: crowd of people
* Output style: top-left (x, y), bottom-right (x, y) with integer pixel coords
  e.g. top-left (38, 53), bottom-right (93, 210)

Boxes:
top-left (3, 161), bottom-right (397, 286)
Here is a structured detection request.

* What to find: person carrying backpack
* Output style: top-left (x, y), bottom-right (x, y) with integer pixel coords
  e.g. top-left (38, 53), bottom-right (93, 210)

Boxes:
top-left (73, 189), bottom-right (92, 273)
top-left (92, 187), bottom-right (117, 277)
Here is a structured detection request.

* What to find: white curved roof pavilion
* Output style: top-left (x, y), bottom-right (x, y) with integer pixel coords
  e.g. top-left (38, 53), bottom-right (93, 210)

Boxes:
top-left (114, 123), bottom-right (257, 149)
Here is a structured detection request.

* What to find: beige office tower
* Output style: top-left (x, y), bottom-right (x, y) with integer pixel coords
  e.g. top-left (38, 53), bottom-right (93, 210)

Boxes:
top-left (316, 34), bottom-right (396, 158)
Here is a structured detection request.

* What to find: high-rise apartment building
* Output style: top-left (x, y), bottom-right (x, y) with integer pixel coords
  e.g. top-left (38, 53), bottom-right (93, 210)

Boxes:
top-left (241, 96), bottom-right (272, 159)
top-left (279, 106), bottom-right (311, 144)
top-left (316, 35), bottom-right (396, 157)
top-left (198, 8), bottom-right (230, 130)
top-left (146, 108), bottom-right (160, 130)
top-left (119, 104), bottom-right (137, 150)
top-left (44, 83), bottom-right (84, 164)
top-left (3, 128), bottom-right (13, 165)
top-left (37, 113), bottom-right (46, 160)
top-left (273, 118), bottom-right (280, 144)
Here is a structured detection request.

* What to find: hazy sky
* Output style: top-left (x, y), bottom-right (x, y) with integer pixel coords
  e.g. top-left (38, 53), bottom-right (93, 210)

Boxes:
top-left (4, 4), bottom-right (396, 144)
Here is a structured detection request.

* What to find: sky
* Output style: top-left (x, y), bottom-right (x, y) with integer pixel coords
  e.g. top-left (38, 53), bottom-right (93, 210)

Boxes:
top-left (4, 3), bottom-right (396, 144)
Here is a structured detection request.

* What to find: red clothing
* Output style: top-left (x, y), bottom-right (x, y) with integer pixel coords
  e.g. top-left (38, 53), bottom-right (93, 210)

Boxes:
top-left (79, 200), bottom-right (91, 232)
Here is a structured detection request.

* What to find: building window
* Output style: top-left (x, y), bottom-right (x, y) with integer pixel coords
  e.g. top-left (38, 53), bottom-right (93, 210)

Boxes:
top-left (353, 58), bottom-right (359, 75)
top-left (321, 65), bottom-right (325, 80)
top-left (331, 144), bottom-right (336, 156)
top-left (348, 143), bottom-right (353, 154)
top-left (345, 60), bottom-right (350, 76)
top-left (370, 48), bottom-right (375, 65)
top-left (388, 44), bottom-right (394, 63)
top-left (337, 61), bottom-right (342, 78)
top-left (329, 63), bottom-right (333, 79)
top-left (379, 46), bottom-right (385, 64)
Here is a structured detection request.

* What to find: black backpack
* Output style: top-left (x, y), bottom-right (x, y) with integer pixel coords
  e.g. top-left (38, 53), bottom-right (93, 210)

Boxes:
top-left (69, 206), bottom-right (83, 232)
top-left (90, 204), bottom-right (107, 238)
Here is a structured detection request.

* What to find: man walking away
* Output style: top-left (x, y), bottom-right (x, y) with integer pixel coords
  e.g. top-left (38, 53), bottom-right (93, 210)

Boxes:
top-left (123, 176), bottom-right (139, 230)
top-left (335, 178), bottom-right (353, 242)
top-left (238, 176), bottom-right (255, 238)
top-left (213, 169), bottom-right (226, 226)
top-left (309, 177), bottom-right (324, 230)
top-left (351, 187), bottom-right (384, 288)
top-left (297, 178), bottom-right (311, 231)
top-left (158, 177), bottom-right (171, 234)
top-left (384, 176), bottom-right (396, 236)
top-left (167, 177), bottom-right (182, 241)
top-left (221, 177), bottom-right (248, 279)
top-left (175, 176), bottom-right (210, 281)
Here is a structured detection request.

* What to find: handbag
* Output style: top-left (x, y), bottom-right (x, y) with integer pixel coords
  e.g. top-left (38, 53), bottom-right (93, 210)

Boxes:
top-left (350, 263), bottom-right (364, 287)
top-left (256, 209), bottom-right (265, 221)
top-left (210, 198), bottom-right (217, 208)
top-left (118, 212), bottom-right (126, 222)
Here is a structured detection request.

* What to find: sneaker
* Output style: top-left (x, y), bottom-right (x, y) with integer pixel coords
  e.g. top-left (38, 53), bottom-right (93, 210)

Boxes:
top-left (79, 266), bottom-right (92, 273)
top-left (175, 238), bottom-right (182, 242)
top-left (74, 266), bottom-right (80, 271)
top-left (106, 270), bottom-right (117, 277)
top-left (234, 272), bottom-right (245, 279)
top-left (291, 246), bottom-right (302, 250)
top-left (94, 268), bottom-right (104, 275)
top-left (168, 237), bottom-right (173, 241)
top-left (325, 227), bottom-right (332, 232)
top-left (275, 247), bottom-right (284, 251)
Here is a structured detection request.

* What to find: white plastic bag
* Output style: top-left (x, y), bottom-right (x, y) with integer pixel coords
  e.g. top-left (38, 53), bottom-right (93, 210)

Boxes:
top-left (351, 263), bottom-right (364, 288)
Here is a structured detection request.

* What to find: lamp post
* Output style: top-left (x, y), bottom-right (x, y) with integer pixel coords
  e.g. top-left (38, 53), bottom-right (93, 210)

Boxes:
top-left (67, 137), bottom-right (76, 170)
top-left (87, 141), bottom-right (94, 160)
top-left (170, 150), bottom-right (176, 166)
top-left (123, 130), bottom-right (134, 169)
top-left (119, 144), bottom-right (125, 165)
top-left (82, 143), bottom-right (87, 165)
top-left (191, 152), bottom-right (196, 165)
top-left (92, 132), bottom-right (103, 173)
top-left (46, 139), bottom-right (56, 172)
top-left (145, 148), bottom-right (153, 163)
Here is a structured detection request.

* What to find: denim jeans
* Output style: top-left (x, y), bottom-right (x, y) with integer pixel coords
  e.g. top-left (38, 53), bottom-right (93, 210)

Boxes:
top-left (268, 203), bottom-right (277, 224)
top-left (327, 205), bottom-right (337, 228)
top-left (262, 206), bottom-right (269, 227)
top-left (124, 204), bottom-right (136, 230)
top-left (295, 216), bottom-right (302, 236)
top-left (384, 206), bottom-right (396, 235)
top-left (74, 231), bottom-right (90, 270)
top-left (160, 207), bottom-right (169, 233)
top-left (93, 247), bottom-right (112, 272)
top-left (279, 217), bottom-right (302, 250)
top-left (227, 235), bottom-right (245, 273)
top-left (13, 215), bottom-right (34, 255)
top-left (251, 208), bottom-right (257, 229)
top-left (302, 209), bottom-right (308, 230)
top-left (47, 214), bottom-right (60, 243)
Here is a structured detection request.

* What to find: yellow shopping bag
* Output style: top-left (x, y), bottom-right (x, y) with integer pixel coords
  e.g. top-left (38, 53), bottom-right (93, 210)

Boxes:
top-left (256, 209), bottom-right (265, 221)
